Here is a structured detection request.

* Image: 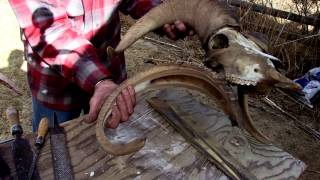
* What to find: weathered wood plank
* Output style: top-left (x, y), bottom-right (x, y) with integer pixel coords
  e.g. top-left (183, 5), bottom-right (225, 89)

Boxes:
top-left (152, 89), bottom-right (306, 180)
top-left (37, 90), bottom-right (229, 180)
top-left (0, 88), bottom-right (305, 179)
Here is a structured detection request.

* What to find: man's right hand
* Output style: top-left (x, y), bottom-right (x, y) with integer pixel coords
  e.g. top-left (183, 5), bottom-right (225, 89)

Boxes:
top-left (84, 80), bottom-right (136, 128)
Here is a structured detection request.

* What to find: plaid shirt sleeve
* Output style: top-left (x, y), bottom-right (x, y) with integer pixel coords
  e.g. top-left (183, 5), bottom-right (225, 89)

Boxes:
top-left (120, 0), bottom-right (162, 19)
top-left (9, 0), bottom-right (111, 94)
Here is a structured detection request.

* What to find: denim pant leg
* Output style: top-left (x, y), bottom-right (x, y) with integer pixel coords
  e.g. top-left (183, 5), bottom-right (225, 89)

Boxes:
top-left (31, 98), bottom-right (87, 132)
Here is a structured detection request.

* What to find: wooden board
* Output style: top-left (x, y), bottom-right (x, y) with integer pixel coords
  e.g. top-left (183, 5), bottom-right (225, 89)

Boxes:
top-left (150, 89), bottom-right (306, 179)
top-left (36, 89), bottom-right (230, 180)
top-left (0, 88), bottom-right (306, 179)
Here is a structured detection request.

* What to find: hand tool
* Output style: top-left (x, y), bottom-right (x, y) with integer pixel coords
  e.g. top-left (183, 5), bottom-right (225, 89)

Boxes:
top-left (27, 117), bottom-right (49, 180)
top-left (50, 113), bottom-right (74, 180)
top-left (6, 107), bottom-right (33, 180)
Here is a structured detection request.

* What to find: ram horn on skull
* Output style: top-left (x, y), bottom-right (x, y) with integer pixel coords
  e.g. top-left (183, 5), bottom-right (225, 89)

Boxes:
top-left (98, 0), bottom-right (303, 156)
top-left (116, 0), bottom-right (300, 91)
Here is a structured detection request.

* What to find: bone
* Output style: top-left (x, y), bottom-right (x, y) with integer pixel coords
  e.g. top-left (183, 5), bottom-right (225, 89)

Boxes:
top-left (116, 0), bottom-right (239, 52)
top-left (116, 0), bottom-right (298, 92)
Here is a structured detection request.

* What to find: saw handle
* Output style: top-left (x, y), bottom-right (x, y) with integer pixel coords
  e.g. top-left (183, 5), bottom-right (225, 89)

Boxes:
top-left (35, 117), bottom-right (49, 148)
top-left (6, 106), bottom-right (23, 136)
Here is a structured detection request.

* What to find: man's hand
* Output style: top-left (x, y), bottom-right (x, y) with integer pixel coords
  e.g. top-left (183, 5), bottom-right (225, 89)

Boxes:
top-left (84, 80), bottom-right (136, 128)
top-left (162, 20), bottom-right (194, 40)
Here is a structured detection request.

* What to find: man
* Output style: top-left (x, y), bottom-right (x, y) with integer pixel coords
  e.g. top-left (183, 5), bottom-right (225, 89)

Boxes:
top-left (9, 0), bottom-right (192, 131)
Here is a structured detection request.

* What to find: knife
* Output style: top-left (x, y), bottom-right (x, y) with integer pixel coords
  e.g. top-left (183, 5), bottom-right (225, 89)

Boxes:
top-left (27, 117), bottom-right (49, 180)
top-left (50, 113), bottom-right (74, 180)
top-left (6, 106), bottom-right (34, 180)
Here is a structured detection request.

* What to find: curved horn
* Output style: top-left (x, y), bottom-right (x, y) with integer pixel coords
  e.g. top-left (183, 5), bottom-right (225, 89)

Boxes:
top-left (116, 0), bottom-right (239, 52)
top-left (268, 68), bottom-right (301, 91)
top-left (96, 64), bottom-right (270, 156)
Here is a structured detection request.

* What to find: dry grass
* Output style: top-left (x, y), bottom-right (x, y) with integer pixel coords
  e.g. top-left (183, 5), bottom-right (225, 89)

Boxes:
top-left (237, 0), bottom-right (320, 126)
top-left (123, 1), bottom-right (320, 179)
top-left (0, 0), bottom-right (319, 179)
top-left (240, 0), bottom-right (320, 77)
top-left (0, 0), bottom-right (32, 140)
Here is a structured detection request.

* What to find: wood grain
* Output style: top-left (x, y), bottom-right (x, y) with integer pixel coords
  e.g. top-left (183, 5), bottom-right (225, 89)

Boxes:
top-left (151, 89), bottom-right (306, 180)
top-left (0, 88), bottom-right (305, 179)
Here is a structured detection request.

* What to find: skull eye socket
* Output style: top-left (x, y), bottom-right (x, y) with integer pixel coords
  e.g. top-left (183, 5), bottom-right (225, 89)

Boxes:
top-left (208, 34), bottom-right (229, 50)
top-left (254, 68), bottom-right (259, 73)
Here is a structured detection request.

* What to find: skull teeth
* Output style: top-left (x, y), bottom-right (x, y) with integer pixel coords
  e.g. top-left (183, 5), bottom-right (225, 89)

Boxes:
top-left (226, 75), bottom-right (257, 86)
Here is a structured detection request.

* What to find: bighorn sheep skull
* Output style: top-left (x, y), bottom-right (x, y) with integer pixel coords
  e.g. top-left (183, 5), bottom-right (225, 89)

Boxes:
top-left (115, 0), bottom-right (300, 91)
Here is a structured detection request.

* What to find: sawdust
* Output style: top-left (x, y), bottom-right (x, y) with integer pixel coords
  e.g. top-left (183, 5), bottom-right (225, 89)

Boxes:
top-left (0, 0), bottom-right (319, 179)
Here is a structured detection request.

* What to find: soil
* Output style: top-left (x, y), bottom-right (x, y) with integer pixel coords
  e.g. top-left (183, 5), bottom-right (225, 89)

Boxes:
top-left (0, 0), bottom-right (319, 179)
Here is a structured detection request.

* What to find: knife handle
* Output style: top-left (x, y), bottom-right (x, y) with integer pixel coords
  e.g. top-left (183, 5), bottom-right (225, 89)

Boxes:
top-left (35, 117), bottom-right (49, 148)
top-left (6, 106), bottom-right (23, 136)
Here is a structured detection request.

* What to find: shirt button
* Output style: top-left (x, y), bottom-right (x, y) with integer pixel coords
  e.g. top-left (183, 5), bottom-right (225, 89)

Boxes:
top-left (41, 89), bottom-right (48, 94)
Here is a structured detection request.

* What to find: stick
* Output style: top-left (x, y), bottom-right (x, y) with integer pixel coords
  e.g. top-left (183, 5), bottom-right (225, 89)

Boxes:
top-left (121, 28), bottom-right (184, 50)
top-left (143, 57), bottom-right (172, 64)
top-left (263, 97), bottom-right (320, 141)
top-left (143, 37), bottom-right (184, 50)
top-left (306, 169), bottom-right (320, 174)
top-left (228, 0), bottom-right (320, 27)
top-left (275, 33), bottom-right (320, 47)
top-left (275, 89), bottom-right (315, 112)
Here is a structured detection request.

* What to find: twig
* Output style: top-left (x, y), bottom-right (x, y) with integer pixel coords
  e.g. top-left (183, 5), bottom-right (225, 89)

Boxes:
top-left (143, 57), bottom-right (172, 65)
top-left (275, 89), bottom-right (315, 113)
top-left (239, 1), bottom-right (254, 22)
top-left (273, 12), bottom-right (291, 46)
top-left (228, 0), bottom-right (320, 26)
top-left (275, 33), bottom-right (320, 47)
top-left (121, 29), bottom-right (183, 51)
top-left (263, 97), bottom-right (320, 141)
top-left (143, 37), bottom-right (184, 51)
top-left (306, 169), bottom-right (320, 174)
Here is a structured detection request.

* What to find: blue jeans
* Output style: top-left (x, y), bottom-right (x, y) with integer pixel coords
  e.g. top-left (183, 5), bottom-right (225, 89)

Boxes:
top-left (31, 98), bottom-right (89, 132)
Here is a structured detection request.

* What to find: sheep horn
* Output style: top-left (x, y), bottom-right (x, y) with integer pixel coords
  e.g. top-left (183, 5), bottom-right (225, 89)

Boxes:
top-left (268, 68), bottom-right (301, 91)
top-left (96, 64), bottom-right (270, 156)
top-left (116, 0), bottom-right (239, 52)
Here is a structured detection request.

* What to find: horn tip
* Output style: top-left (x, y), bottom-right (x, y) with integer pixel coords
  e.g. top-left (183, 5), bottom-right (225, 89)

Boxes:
top-left (115, 46), bottom-right (124, 53)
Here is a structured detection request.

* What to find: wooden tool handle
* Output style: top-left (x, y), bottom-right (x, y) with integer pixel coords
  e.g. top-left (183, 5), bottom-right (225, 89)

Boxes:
top-left (35, 117), bottom-right (49, 148)
top-left (6, 106), bottom-right (19, 126)
top-left (6, 106), bottom-right (23, 136)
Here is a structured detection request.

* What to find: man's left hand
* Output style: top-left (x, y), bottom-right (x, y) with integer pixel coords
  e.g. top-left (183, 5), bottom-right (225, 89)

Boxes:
top-left (84, 80), bottom-right (136, 129)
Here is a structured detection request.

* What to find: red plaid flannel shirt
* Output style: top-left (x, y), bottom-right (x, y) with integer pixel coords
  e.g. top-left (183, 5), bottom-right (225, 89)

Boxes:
top-left (9, 0), bottom-right (161, 110)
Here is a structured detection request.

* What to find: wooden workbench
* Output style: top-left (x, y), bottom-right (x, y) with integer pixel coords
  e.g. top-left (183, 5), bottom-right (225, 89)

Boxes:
top-left (1, 89), bottom-right (306, 179)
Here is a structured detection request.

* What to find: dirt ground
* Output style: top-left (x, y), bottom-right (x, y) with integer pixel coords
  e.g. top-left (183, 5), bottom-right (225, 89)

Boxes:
top-left (0, 0), bottom-right (320, 179)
